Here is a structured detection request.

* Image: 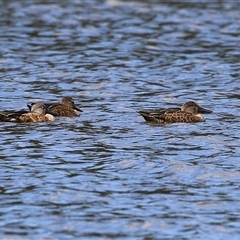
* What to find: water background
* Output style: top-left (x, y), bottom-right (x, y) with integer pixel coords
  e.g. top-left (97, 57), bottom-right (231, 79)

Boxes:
top-left (0, 0), bottom-right (240, 239)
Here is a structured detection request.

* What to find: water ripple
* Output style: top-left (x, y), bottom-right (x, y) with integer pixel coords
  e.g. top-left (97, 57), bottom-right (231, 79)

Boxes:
top-left (0, 0), bottom-right (240, 239)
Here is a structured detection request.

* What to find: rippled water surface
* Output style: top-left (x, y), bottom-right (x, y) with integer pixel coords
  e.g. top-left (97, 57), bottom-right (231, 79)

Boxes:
top-left (1, 0), bottom-right (240, 239)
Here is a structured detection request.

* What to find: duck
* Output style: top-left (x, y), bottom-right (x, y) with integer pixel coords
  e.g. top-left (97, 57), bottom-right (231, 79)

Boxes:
top-left (138, 101), bottom-right (212, 123)
top-left (28, 96), bottom-right (82, 117)
top-left (0, 103), bottom-right (55, 123)
top-left (0, 109), bottom-right (28, 121)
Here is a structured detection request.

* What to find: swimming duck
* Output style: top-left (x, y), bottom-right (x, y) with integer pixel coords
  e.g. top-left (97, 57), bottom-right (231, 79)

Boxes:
top-left (138, 101), bottom-right (211, 123)
top-left (0, 103), bottom-right (55, 123)
top-left (28, 96), bottom-right (82, 117)
top-left (0, 109), bottom-right (28, 122)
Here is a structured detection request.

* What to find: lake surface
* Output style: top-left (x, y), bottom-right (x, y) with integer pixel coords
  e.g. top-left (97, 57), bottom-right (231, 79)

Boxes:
top-left (0, 0), bottom-right (240, 239)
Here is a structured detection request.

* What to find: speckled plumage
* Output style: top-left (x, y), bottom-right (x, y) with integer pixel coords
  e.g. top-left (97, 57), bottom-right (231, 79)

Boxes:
top-left (0, 110), bottom-right (28, 121)
top-left (138, 101), bottom-right (211, 123)
top-left (16, 112), bottom-right (55, 123)
top-left (29, 96), bottom-right (82, 117)
top-left (0, 103), bottom-right (55, 123)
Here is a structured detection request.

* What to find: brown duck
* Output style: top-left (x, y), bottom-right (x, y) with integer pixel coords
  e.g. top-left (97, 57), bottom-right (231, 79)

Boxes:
top-left (0, 103), bottom-right (55, 123)
top-left (29, 96), bottom-right (82, 117)
top-left (138, 101), bottom-right (212, 123)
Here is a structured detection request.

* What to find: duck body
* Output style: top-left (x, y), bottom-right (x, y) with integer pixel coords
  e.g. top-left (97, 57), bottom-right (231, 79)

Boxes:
top-left (0, 110), bottom-right (28, 121)
top-left (139, 110), bottom-right (205, 123)
top-left (138, 101), bottom-right (210, 123)
top-left (28, 96), bottom-right (82, 117)
top-left (0, 103), bottom-right (55, 123)
top-left (14, 112), bottom-right (55, 123)
top-left (48, 104), bottom-right (79, 117)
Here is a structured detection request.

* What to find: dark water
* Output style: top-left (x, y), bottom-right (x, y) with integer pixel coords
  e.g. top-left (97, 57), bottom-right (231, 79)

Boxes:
top-left (0, 0), bottom-right (240, 239)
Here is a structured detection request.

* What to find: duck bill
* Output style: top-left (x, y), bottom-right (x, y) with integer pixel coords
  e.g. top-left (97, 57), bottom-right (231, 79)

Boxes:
top-left (198, 106), bottom-right (212, 113)
top-left (27, 103), bottom-right (35, 111)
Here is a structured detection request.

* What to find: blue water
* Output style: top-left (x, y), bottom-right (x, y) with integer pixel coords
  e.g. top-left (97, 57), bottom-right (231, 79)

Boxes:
top-left (0, 0), bottom-right (240, 239)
